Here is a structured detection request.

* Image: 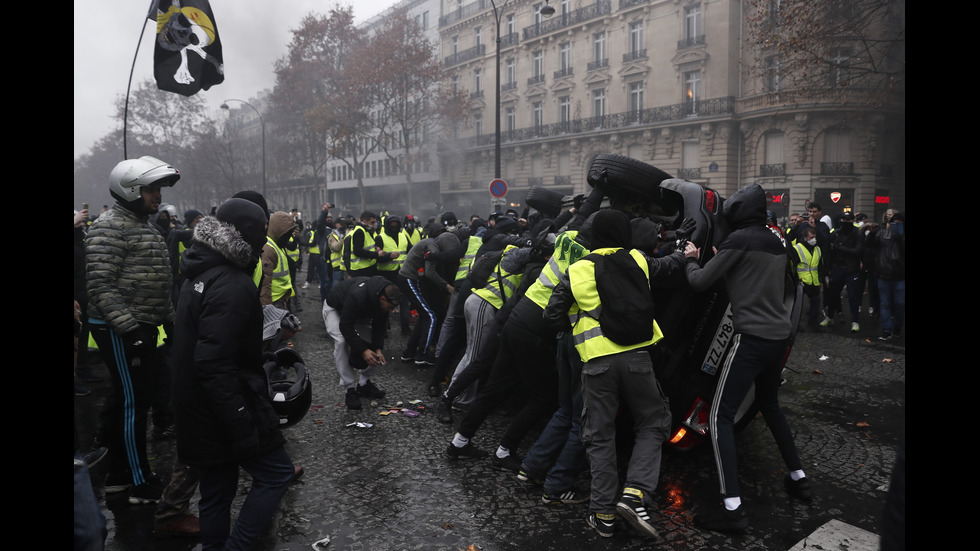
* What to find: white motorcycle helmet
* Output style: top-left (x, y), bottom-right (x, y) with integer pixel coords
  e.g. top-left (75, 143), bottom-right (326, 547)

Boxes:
top-left (108, 156), bottom-right (180, 203)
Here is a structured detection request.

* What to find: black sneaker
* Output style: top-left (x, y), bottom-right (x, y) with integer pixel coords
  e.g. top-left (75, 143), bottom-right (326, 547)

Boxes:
top-left (105, 472), bottom-right (133, 494)
top-left (516, 470), bottom-right (544, 486)
top-left (586, 512), bottom-right (615, 538)
top-left (345, 388), bottom-right (362, 410)
top-left (357, 380), bottom-right (386, 399)
top-left (129, 475), bottom-right (165, 505)
top-left (878, 331), bottom-right (892, 341)
top-left (695, 503), bottom-right (748, 533)
top-left (74, 381), bottom-right (91, 396)
top-left (616, 489), bottom-right (659, 538)
top-left (446, 442), bottom-right (487, 460)
top-left (436, 400), bottom-right (453, 424)
top-left (414, 353), bottom-right (436, 366)
top-left (83, 447), bottom-right (108, 468)
top-left (542, 489), bottom-right (589, 505)
top-left (399, 351), bottom-right (415, 363)
top-left (491, 453), bottom-right (523, 473)
top-left (784, 475), bottom-right (813, 502)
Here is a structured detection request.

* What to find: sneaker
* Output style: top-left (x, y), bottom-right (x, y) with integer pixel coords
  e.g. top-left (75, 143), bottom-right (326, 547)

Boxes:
top-left (129, 475), bottom-right (165, 505)
top-left (105, 472), bottom-right (133, 494)
top-left (818, 316), bottom-right (833, 327)
top-left (414, 353), bottom-right (436, 366)
top-left (399, 351), bottom-right (415, 363)
top-left (784, 475), bottom-right (813, 502)
top-left (586, 512), bottom-right (616, 538)
top-left (851, 322), bottom-right (860, 332)
top-left (426, 384), bottom-right (441, 398)
top-left (345, 388), bottom-right (362, 410)
top-left (154, 514), bottom-right (200, 539)
top-left (436, 400), bottom-right (453, 424)
top-left (695, 503), bottom-right (748, 533)
top-left (446, 442), bottom-right (487, 460)
top-left (516, 470), bottom-right (544, 486)
top-left (74, 381), bottom-right (91, 396)
top-left (616, 488), bottom-right (659, 538)
top-left (292, 465), bottom-right (305, 483)
top-left (878, 331), bottom-right (892, 341)
top-left (357, 380), bottom-right (386, 399)
top-left (542, 489), bottom-right (589, 505)
top-left (491, 453), bottom-right (523, 473)
top-left (83, 446), bottom-right (108, 468)
top-left (302, 282), bottom-right (310, 289)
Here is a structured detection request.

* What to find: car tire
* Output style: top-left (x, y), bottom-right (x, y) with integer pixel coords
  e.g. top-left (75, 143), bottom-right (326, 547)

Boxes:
top-left (586, 154), bottom-right (673, 201)
top-left (525, 186), bottom-right (564, 218)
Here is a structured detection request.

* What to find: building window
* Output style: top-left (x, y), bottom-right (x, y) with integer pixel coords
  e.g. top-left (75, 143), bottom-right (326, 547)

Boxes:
top-left (422, 11), bottom-right (429, 30)
top-left (506, 58), bottom-right (515, 85)
top-left (474, 26), bottom-right (482, 47)
top-left (592, 88), bottom-right (605, 117)
top-left (533, 51), bottom-right (543, 77)
top-left (766, 56), bottom-right (781, 92)
top-left (629, 81), bottom-right (644, 113)
top-left (559, 42), bottom-right (570, 71)
top-left (474, 114), bottom-right (483, 137)
top-left (630, 21), bottom-right (644, 54)
top-left (505, 107), bottom-right (516, 133)
top-left (451, 75), bottom-right (458, 93)
top-left (684, 70), bottom-right (701, 114)
top-left (532, 102), bottom-right (543, 128)
top-left (558, 95), bottom-right (571, 123)
top-left (593, 32), bottom-right (606, 63)
top-left (451, 36), bottom-right (458, 55)
top-left (829, 48), bottom-right (850, 86)
top-left (765, 132), bottom-right (784, 164)
top-left (681, 142), bottom-right (701, 179)
top-left (534, 4), bottom-right (544, 25)
top-left (474, 68), bottom-right (482, 93)
top-left (506, 14), bottom-right (515, 35)
top-left (685, 5), bottom-right (701, 40)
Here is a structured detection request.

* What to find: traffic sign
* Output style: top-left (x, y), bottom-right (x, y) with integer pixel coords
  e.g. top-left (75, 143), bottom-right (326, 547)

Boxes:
top-left (489, 178), bottom-right (508, 198)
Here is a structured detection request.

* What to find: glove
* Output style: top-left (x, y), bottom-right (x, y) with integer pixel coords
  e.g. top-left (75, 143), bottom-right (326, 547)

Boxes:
top-left (676, 217), bottom-right (697, 240)
top-left (572, 193), bottom-right (586, 210)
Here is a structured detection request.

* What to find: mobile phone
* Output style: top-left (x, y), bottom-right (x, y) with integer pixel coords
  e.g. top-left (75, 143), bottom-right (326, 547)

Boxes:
top-left (82, 203), bottom-right (89, 211)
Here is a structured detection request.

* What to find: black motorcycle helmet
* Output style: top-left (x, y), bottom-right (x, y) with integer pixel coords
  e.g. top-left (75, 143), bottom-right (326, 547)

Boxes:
top-left (262, 348), bottom-right (313, 429)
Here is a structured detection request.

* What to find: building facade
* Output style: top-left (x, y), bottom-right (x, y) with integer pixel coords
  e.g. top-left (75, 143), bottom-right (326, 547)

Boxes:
top-left (436, 0), bottom-right (905, 222)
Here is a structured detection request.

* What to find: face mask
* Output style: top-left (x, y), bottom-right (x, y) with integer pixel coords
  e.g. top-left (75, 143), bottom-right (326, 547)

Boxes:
top-left (807, 238), bottom-right (817, 246)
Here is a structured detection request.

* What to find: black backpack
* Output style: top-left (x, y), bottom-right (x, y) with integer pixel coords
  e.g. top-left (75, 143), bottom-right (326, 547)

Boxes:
top-left (582, 249), bottom-right (655, 345)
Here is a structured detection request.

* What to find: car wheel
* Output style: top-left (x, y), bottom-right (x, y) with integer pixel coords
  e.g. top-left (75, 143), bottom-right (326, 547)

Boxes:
top-left (586, 154), bottom-right (673, 201)
top-left (525, 186), bottom-right (564, 218)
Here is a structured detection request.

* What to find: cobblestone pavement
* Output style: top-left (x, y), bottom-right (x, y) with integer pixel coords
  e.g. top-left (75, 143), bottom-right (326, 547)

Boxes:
top-left (75, 286), bottom-right (905, 550)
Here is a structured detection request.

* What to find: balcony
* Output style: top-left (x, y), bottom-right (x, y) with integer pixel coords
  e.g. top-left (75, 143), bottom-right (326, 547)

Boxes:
top-left (554, 175), bottom-right (571, 187)
top-left (553, 67), bottom-right (573, 79)
top-left (623, 49), bottom-right (647, 62)
top-left (677, 35), bottom-right (706, 50)
top-left (501, 81), bottom-right (518, 91)
top-left (445, 44), bottom-right (486, 67)
top-left (523, 0), bottom-right (611, 40)
top-left (499, 32), bottom-right (519, 48)
top-left (760, 163), bottom-right (785, 177)
top-left (619, 0), bottom-right (646, 8)
top-left (470, 90), bottom-right (484, 99)
top-left (527, 74), bottom-right (546, 86)
top-left (821, 162), bottom-right (853, 175)
top-left (678, 168), bottom-right (701, 180)
top-left (440, 0), bottom-right (487, 27)
top-left (587, 58), bottom-right (608, 71)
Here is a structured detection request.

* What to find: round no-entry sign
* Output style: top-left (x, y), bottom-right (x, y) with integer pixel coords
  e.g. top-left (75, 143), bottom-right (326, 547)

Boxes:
top-left (489, 179), bottom-right (508, 198)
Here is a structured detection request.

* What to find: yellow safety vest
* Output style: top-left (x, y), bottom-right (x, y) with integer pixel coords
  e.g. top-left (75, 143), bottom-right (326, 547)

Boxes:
top-left (473, 245), bottom-right (523, 309)
top-left (345, 225), bottom-right (377, 271)
top-left (526, 231), bottom-right (587, 310)
top-left (793, 243), bottom-right (821, 286)
top-left (266, 236), bottom-right (293, 303)
top-left (404, 227), bottom-right (422, 247)
top-left (308, 230), bottom-right (320, 255)
top-left (567, 247), bottom-right (663, 363)
top-left (330, 229), bottom-right (345, 271)
top-left (454, 235), bottom-right (483, 282)
top-left (378, 231), bottom-right (409, 272)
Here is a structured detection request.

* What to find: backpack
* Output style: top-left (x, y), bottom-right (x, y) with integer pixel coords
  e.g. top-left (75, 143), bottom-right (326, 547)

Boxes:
top-left (583, 249), bottom-right (655, 345)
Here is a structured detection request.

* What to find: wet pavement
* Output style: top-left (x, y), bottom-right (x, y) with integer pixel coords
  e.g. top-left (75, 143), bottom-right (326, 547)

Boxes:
top-left (75, 287), bottom-right (905, 550)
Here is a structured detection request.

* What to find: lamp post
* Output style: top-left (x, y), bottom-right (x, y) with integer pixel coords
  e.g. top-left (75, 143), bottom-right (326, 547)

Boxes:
top-left (221, 99), bottom-right (266, 198)
top-left (491, 0), bottom-right (554, 181)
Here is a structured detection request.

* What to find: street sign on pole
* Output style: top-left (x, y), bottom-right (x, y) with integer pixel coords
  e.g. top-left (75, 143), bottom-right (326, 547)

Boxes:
top-left (489, 178), bottom-right (508, 198)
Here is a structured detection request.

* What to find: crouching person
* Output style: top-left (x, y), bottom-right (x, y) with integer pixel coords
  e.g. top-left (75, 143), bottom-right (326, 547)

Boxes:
top-left (173, 198), bottom-right (296, 550)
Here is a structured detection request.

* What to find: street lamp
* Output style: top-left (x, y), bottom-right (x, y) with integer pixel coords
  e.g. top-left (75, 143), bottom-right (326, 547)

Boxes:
top-left (221, 99), bottom-right (267, 198)
top-left (491, 0), bottom-right (554, 180)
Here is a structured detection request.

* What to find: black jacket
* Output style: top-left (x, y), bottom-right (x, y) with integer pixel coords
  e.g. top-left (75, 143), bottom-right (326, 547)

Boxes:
top-left (326, 276), bottom-right (390, 357)
top-left (172, 216), bottom-right (284, 467)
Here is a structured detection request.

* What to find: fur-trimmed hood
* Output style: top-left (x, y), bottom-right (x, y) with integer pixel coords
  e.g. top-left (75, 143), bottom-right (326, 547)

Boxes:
top-left (180, 216), bottom-right (258, 277)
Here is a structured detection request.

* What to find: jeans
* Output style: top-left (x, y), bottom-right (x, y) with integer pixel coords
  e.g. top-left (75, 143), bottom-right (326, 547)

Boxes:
top-left (74, 453), bottom-right (107, 551)
top-left (877, 278), bottom-right (905, 334)
top-left (521, 333), bottom-right (587, 496)
top-left (198, 445), bottom-right (294, 551)
top-left (322, 302), bottom-right (381, 390)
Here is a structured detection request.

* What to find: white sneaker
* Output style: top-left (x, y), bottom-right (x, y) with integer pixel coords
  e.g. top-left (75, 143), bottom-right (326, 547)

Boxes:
top-left (302, 282), bottom-right (309, 289)
top-left (851, 322), bottom-right (860, 332)
top-left (819, 316), bottom-right (833, 327)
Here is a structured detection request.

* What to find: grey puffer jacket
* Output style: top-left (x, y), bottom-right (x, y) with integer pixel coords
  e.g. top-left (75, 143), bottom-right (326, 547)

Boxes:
top-left (85, 203), bottom-right (175, 335)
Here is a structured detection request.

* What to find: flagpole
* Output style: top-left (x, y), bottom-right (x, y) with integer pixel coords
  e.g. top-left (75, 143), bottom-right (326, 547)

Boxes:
top-left (123, 0), bottom-right (158, 160)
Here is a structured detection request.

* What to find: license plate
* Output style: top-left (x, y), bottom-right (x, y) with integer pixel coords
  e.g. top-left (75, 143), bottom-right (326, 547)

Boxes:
top-left (701, 304), bottom-right (735, 376)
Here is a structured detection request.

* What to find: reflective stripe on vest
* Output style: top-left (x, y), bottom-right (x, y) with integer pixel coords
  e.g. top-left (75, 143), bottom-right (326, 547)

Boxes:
top-left (473, 245), bottom-right (522, 309)
top-left (568, 247), bottom-right (663, 363)
top-left (345, 225), bottom-right (377, 271)
top-left (793, 242), bottom-right (821, 286)
top-left (378, 231), bottom-right (408, 272)
top-left (308, 230), bottom-right (320, 255)
top-left (454, 236), bottom-right (483, 281)
top-left (526, 231), bottom-right (587, 310)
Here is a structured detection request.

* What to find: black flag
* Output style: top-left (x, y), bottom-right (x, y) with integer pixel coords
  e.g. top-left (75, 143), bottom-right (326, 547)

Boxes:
top-left (150, 0), bottom-right (224, 96)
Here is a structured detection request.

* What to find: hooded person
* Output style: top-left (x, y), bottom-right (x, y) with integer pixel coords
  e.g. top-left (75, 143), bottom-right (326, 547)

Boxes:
top-left (683, 183), bottom-right (812, 532)
top-left (172, 198), bottom-right (297, 551)
top-left (259, 212), bottom-right (297, 308)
